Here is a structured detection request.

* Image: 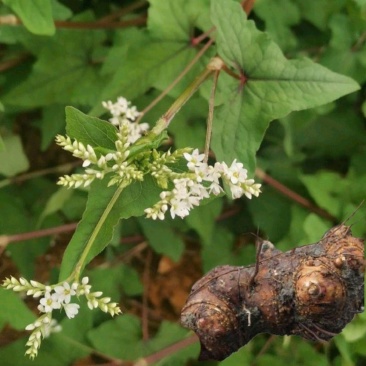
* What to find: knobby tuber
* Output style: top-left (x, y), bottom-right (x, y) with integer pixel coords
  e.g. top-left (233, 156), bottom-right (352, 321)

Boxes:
top-left (181, 225), bottom-right (365, 361)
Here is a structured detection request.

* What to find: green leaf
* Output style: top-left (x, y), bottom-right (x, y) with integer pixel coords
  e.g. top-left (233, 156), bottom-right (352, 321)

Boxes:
top-left (168, 97), bottom-right (208, 149)
top-left (37, 105), bottom-right (66, 151)
top-left (88, 316), bottom-right (197, 363)
top-left (186, 198), bottom-right (223, 246)
top-left (280, 105), bottom-right (366, 159)
top-left (0, 135), bottom-right (4, 152)
top-left (362, 100), bottom-right (366, 118)
top-left (3, 0), bottom-right (55, 36)
top-left (59, 176), bottom-right (161, 280)
top-left (91, 39), bottom-right (194, 116)
top-left (248, 187), bottom-right (292, 242)
top-left (211, 0), bottom-right (360, 173)
top-left (220, 345), bottom-right (253, 365)
top-left (341, 319), bottom-right (366, 343)
top-left (89, 265), bottom-right (143, 298)
top-left (148, 0), bottom-right (192, 41)
top-left (138, 218), bottom-right (184, 261)
top-left (319, 14), bottom-right (366, 83)
top-left (146, 321), bottom-right (199, 366)
top-left (91, 0), bottom-right (211, 116)
top-left (3, 27), bottom-right (106, 108)
top-left (303, 214), bottom-right (329, 244)
top-left (0, 183), bottom-right (55, 277)
top-left (254, 0), bottom-right (300, 51)
top-left (295, 0), bottom-right (345, 30)
top-left (334, 336), bottom-right (355, 366)
top-left (201, 226), bottom-right (235, 272)
top-left (65, 106), bottom-right (117, 150)
top-left (0, 288), bottom-right (35, 330)
top-left (0, 133), bottom-right (29, 176)
top-left (88, 314), bottom-right (143, 359)
top-left (300, 171), bottom-right (345, 216)
top-left (37, 187), bottom-right (73, 227)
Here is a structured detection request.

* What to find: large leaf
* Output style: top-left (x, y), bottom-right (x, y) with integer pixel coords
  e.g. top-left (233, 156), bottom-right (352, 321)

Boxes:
top-left (0, 133), bottom-right (29, 176)
top-left (3, 0), bottom-right (55, 36)
top-left (3, 28), bottom-right (105, 108)
top-left (90, 0), bottom-right (211, 116)
top-left (90, 37), bottom-right (189, 116)
top-left (88, 314), bottom-right (142, 359)
top-left (254, 0), bottom-right (300, 51)
top-left (138, 218), bottom-right (185, 261)
top-left (0, 288), bottom-right (35, 330)
top-left (210, 0), bottom-right (360, 174)
top-left (59, 176), bottom-right (161, 280)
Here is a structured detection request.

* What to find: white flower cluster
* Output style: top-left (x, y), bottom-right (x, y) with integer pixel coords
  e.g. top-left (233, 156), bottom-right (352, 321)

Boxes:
top-left (2, 276), bottom-right (121, 359)
top-left (56, 122), bottom-right (143, 188)
top-left (145, 149), bottom-right (261, 220)
top-left (102, 96), bottom-right (149, 143)
top-left (56, 97), bottom-right (151, 189)
top-left (57, 97), bottom-right (261, 219)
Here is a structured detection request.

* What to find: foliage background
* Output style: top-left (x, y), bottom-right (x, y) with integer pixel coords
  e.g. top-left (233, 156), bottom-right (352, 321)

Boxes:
top-left (0, 0), bottom-right (365, 365)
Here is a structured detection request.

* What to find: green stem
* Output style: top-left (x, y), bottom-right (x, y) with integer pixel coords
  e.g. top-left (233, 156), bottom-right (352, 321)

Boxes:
top-left (151, 57), bottom-right (225, 136)
top-left (71, 182), bottom-right (128, 282)
top-left (204, 69), bottom-right (220, 162)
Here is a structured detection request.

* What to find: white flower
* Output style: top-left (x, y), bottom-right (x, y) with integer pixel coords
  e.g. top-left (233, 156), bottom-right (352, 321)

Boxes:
top-left (170, 198), bottom-right (190, 219)
top-left (230, 184), bottom-right (244, 199)
top-left (102, 97), bottom-right (129, 117)
top-left (125, 105), bottom-right (140, 121)
top-left (184, 149), bottom-right (205, 171)
top-left (42, 319), bottom-right (62, 338)
top-left (63, 303), bottom-right (80, 319)
top-left (54, 282), bottom-right (76, 304)
top-left (223, 160), bottom-right (248, 184)
top-left (39, 292), bottom-right (62, 313)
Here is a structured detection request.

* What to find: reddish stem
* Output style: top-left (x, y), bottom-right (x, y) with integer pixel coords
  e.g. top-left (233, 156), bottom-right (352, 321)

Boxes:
top-left (0, 52), bottom-right (31, 72)
top-left (242, 0), bottom-right (256, 14)
top-left (53, 18), bottom-right (146, 29)
top-left (142, 249), bottom-right (152, 341)
top-left (255, 168), bottom-right (337, 223)
top-left (136, 334), bottom-right (198, 366)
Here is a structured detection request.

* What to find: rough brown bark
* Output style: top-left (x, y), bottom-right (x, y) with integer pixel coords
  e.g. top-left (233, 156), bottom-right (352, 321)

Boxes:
top-left (181, 225), bottom-right (364, 361)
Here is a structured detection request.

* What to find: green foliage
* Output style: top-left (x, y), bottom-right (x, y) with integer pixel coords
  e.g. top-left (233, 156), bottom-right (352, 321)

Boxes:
top-left (3, 0), bottom-right (55, 35)
top-left (59, 176), bottom-right (161, 280)
top-left (0, 0), bottom-right (365, 365)
top-left (211, 0), bottom-right (359, 173)
top-left (0, 132), bottom-right (29, 176)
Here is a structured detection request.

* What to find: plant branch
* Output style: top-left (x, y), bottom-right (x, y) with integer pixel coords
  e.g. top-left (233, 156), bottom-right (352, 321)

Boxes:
top-left (255, 168), bottom-right (337, 223)
top-left (151, 57), bottom-right (224, 135)
top-left (142, 249), bottom-right (152, 341)
top-left (0, 161), bottom-right (80, 189)
top-left (71, 181), bottom-right (129, 281)
top-left (0, 15), bottom-right (146, 29)
top-left (0, 52), bottom-right (31, 72)
top-left (0, 222), bottom-right (78, 247)
top-left (204, 69), bottom-right (220, 162)
top-left (98, 1), bottom-right (147, 23)
top-left (242, 0), bottom-right (256, 14)
top-left (136, 38), bottom-right (214, 124)
top-left (133, 334), bottom-right (198, 366)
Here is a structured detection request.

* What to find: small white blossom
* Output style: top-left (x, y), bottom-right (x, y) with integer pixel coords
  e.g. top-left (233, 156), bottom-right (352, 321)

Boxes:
top-left (39, 292), bottom-right (62, 313)
top-left (42, 319), bottom-right (62, 338)
top-left (145, 149), bottom-right (261, 220)
top-left (222, 160), bottom-right (248, 184)
top-left (184, 150), bottom-right (205, 171)
top-left (63, 303), bottom-right (80, 319)
top-left (54, 282), bottom-right (76, 304)
top-left (3, 275), bottom-right (122, 359)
